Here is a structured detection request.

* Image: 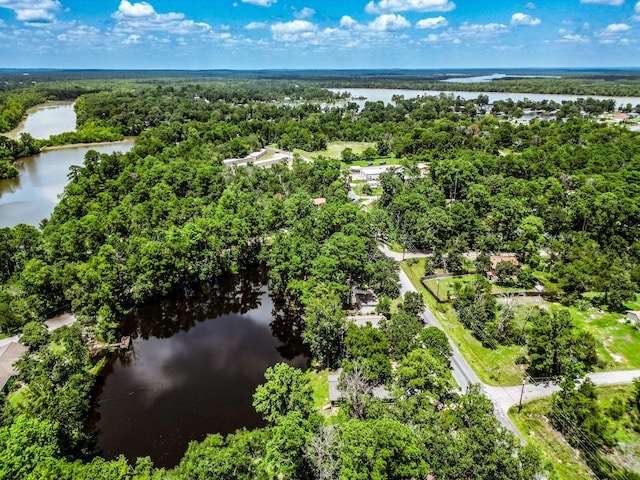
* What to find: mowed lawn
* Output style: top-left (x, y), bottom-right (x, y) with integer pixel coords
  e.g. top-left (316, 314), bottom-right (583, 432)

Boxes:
top-left (403, 259), bottom-right (640, 385)
top-left (510, 384), bottom-right (640, 480)
top-left (570, 307), bottom-right (640, 370)
top-left (403, 261), bottom-right (525, 385)
top-left (293, 141), bottom-right (376, 159)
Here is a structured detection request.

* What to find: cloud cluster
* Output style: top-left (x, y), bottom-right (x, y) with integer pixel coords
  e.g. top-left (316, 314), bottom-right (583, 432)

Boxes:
top-left (579, 0), bottom-right (624, 5)
top-left (511, 12), bottom-right (541, 26)
top-left (241, 0), bottom-right (276, 6)
top-left (416, 16), bottom-right (448, 29)
top-left (294, 7), bottom-right (315, 19)
top-left (365, 0), bottom-right (455, 14)
top-left (270, 19), bottom-right (316, 41)
top-left (111, 1), bottom-right (211, 36)
top-left (0, 0), bottom-right (61, 23)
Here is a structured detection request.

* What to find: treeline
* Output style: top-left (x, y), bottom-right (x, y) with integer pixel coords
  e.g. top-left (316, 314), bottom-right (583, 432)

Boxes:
top-left (0, 78), bottom-right (638, 478)
top-left (374, 116), bottom-right (640, 312)
top-left (0, 134), bottom-right (39, 178)
top-left (325, 75), bottom-right (640, 98)
top-left (0, 84), bottom-right (101, 133)
top-left (547, 378), bottom-right (640, 479)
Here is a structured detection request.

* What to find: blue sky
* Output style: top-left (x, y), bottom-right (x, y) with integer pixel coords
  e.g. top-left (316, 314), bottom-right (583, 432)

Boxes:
top-left (1, 0), bottom-right (640, 69)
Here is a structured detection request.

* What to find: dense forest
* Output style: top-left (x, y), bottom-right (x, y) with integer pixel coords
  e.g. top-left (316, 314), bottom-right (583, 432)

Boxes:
top-left (0, 74), bottom-right (639, 478)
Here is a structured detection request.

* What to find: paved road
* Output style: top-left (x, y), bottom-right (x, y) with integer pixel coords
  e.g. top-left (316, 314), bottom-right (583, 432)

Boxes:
top-left (0, 312), bottom-right (76, 357)
top-left (379, 243), bottom-right (432, 261)
top-left (391, 254), bottom-right (640, 441)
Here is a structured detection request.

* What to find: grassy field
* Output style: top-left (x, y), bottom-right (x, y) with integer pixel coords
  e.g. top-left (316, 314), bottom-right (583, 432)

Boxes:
top-left (402, 261), bottom-right (525, 385)
top-left (423, 275), bottom-right (474, 302)
top-left (293, 141), bottom-right (376, 159)
top-left (570, 307), bottom-right (640, 370)
top-left (626, 294), bottom-right (640, 311)
top-left (510, 396), bottom-right (595, 480)
top-left (510, 384), bottom-right (640, 480)
top-left (403, 259), bottom-right (640, 384)
top-left (308, 369), bottom-right (331, 412)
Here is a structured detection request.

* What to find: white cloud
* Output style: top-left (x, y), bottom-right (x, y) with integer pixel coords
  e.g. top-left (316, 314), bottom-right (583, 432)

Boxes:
top-left (123, 34), bottom-right (141, 44)
top-left (340, 15), bottom-right (358, 28)
top-left (368, 14), bottom-right (411, 31)
top-left (511, 12), bottom-right (541, 26)
top-left (525, 2), bottom-right (537, 9)
top-left (633, 1), bottom-right (640, 20)
top-left (241, 0), bottom-right (276, 6)
top-left (596, 22), bottom-right (631, 43)
top-left (604, 22), bottom-right (630, 32)
top-left (271, 19), bottom-right (316, 34)
top-left (294, 7), bottom-right (315, 19)
top-left (559, 33), bottom-right (590, 42)
top-left (365, 0), bottom-right (455, 14)
top-left (112, 1), bottom-right (212, 35)
top-left (458, 22), bottom-right (508, 35)
top-left (579, 0), bottom-right (623, 5)
top-left (270, 19), bottom-right (317, 41)
top-left (416, 16), bottom-right (448, 29)
top-left (0, 0), bottom-right (61, 23)
top-left (245, 21), bottom-right (267, 29)
top-left (117, 0), bottom-right (154, 17)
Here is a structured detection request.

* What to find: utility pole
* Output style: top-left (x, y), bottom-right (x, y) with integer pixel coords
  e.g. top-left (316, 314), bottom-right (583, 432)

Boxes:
top-left (518, 378), bottom-right (526, 413)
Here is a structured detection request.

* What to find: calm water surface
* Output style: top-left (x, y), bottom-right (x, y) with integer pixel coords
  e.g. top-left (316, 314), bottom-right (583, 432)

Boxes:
top-left (88, 270), bottom-right (308, 468)
top-left (0, 141), bottom-right (135, 228)
top-left (328, 87), bottom-right (640, 109)
top-left (6, 102), bottom-right (76, 139)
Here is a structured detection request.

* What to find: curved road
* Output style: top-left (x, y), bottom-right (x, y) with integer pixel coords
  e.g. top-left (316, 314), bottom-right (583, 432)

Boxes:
top-left (392, 254), bottom-right (640, 441)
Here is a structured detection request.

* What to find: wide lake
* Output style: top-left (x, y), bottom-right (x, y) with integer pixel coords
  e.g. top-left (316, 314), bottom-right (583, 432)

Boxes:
top-left (327, 87), bottom-right (640, 109)
top-left (87, 269), bottom-right (309, 468)
top-left (0, 141), bottom-right (135, 228)
top-left (0, 103), bottom-right (134, 228)
top-left (5, 101), bottom-right (77, 139)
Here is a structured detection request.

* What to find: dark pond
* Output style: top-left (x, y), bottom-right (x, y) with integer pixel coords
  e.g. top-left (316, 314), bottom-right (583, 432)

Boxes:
top-left (87, 269), bottom-right (309, 468)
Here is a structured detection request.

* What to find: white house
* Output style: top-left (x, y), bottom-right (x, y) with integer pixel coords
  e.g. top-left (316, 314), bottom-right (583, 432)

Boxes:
top-left (626, 311), bottom-right (640, 324)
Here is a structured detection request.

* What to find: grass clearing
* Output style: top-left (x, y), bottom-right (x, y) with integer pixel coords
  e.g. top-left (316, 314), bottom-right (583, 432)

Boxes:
top-left (569, 306), bottom-right (640, 370)
top-left (423, 275), bottom-right (475, 302)
top-left (293, 141), bottom-right (376, 160)
top-left (401, 262), bottom-right (525, 385)
top-left (510, 384), bottom-right (640, 480)
top-left (7, 385), bottom-right (29, 409)
top-left (308, 369), bottom-right (331, 412)
top-left (402, 260), bottom-right (640, 384)
top-left (510, 397), bottom-right (595, 480)
top-left (625, 294), bottom-right (640, 311)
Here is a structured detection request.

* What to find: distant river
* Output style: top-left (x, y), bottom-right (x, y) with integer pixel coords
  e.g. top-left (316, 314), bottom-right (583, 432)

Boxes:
top-left (0, 141), bottom-right (135, 228)
top-left (5, 102), bottom-right (76, 139)
top-left (327, 87), bottom-right (640, 109)
top-left (0, 102), bottom-right (134, 228)
top-left (87, 269), bottom-right (309, 468)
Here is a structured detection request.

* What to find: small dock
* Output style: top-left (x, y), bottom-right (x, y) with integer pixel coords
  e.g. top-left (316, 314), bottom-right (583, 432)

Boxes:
top-left (112, 336), bottom-right (131, 350)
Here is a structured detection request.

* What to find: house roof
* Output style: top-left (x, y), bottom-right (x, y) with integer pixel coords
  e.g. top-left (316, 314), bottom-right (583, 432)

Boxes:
top-left (313, 197), bottom-right (327, 206)
top-left (0, 341), bottom-right (28, 390)
top-left (627, 311), bottom-right (640, 318)
top-left (489, 255), bottom-right (519, 270)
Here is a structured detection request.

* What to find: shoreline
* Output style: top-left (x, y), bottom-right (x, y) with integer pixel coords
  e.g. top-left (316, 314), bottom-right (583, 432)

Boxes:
top-left (3, 100), bottom-right (75, 140)
top-left (40, 137), bottom-right (136, 152)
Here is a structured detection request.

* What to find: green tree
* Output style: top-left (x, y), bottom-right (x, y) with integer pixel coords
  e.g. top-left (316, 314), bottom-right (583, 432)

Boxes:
top-left (381, 311), bottom-right (422, 360)
top-left (20, 321), bottom-right (49, 350)
top-left (395, 348), bottom-right (452, 400)
top-left (344, 323), bottom-right (391, 384)
top-left (253, 363), bottom-right (316, 425)
top-left (338, 418), bottom-right (428, 480)
top-left (302, 285), bottom-right (346, 369)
